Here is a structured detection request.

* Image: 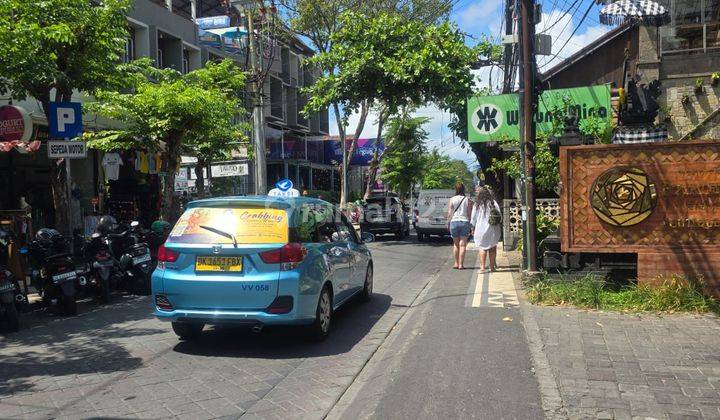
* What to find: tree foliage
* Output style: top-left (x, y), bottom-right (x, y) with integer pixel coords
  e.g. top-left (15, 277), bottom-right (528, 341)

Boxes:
top-left (380, 115), bottom-right (428, 198)
top-left (0, 0), bottom-right (132, 104)
top-left (84, 59), bottom-right (249, 219)
top-left (489, 135), bottom-right (559, 197)
top-left (422, 149), bottom-right (474, 190)
top-left (304, 11), bottom-right (476, 119)
top-left (0, 0), bottom-right (132, 233)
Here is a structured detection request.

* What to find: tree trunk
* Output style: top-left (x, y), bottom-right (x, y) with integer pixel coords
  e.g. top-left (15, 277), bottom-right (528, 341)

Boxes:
top-left (363, 110), bottom-right (386, 199)
top-left (195, 158), bottom-right (206, 199)
top-left (160, 137), bottom-right (181, 222)
top-left (336, 100), bottom-right (370, 206)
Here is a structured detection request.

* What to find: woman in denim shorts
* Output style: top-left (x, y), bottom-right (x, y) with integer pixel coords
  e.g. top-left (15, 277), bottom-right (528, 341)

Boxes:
top-left (447, 183), bottom-right (472, 269)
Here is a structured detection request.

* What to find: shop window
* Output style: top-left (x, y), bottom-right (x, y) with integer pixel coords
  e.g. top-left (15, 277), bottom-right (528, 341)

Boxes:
top-left (660, 0), bottom-right (720, 54)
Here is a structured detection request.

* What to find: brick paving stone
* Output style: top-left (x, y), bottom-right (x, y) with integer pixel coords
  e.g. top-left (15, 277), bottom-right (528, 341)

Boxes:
top-left (532, 306), bottom-right (720, 419)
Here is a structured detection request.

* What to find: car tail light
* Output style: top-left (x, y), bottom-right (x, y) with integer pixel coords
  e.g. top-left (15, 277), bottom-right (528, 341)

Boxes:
top-left (266, 295), bottom-right (293, 314)
top-left (155, 294), bottom-right (173, 311)
top-left (260, 243), bottom-right (307, 269)
top-left (96, 252), bottom-right (110, 261)
top-left (157, 245), bottom-right (179, 263)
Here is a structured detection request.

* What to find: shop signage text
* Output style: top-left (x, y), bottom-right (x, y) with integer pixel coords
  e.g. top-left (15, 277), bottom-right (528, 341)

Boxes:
top-left (196, 16), bottom-right (231, 29)
top-left (0, 105), bottom-right (33, 142)
top-left (48, 140), bottom-right (87, 159)
top-left (466, 85), bottom-right (612, 143)
top-left (211, 163), bottom-right (249, 178)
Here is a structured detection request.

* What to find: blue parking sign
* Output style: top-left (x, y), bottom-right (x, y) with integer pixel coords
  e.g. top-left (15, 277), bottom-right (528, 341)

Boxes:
top-left (49, 102), bottom-right (83, 139)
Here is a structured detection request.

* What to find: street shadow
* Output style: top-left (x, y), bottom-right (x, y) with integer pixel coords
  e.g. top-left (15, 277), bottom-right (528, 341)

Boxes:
top-left (0, 297), bottom-right (161, 396)
top-left (372, 234), bottom-right (452, 248)
top-left (172, 293), bottom-right (392, 359)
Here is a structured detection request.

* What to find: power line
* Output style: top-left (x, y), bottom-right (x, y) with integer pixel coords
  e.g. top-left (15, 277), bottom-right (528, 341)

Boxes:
top-left (538, 0), bottom-right (595, 69)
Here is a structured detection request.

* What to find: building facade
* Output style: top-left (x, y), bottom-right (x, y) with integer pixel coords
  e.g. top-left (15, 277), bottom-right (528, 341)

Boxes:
top-left (0, 0), bottom-right (332, 235)
top-left (542, 0), bottom-right (720, 141)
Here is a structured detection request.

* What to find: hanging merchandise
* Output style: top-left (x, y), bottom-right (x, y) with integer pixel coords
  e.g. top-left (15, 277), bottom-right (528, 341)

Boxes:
top-left (148, 153), bottom-right (159, 174)
top-left (102, 152), bottom-right (123, 181)
top-left (135, 151), bottom-right (150, 173)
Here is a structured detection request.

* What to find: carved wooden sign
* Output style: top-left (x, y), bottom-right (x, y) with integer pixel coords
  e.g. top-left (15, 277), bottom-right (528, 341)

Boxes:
top-left (560, 140), bottom-right (720, 294)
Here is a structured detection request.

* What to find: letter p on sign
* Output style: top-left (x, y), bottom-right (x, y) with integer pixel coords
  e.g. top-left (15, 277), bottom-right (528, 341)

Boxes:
top-left (49, 102), bottom-right (83, 139)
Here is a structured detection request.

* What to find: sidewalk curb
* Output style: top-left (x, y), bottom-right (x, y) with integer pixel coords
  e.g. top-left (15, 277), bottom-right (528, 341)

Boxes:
top-left (511, 263), bottom-right (568, 419)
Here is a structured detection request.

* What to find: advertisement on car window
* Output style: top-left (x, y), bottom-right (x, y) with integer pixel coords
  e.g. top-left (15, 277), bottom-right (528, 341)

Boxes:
top-left (169, 208), bottom-right (289, 244)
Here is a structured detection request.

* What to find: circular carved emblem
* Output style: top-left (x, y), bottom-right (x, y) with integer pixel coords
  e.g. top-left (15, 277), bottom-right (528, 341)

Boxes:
top-left (590, 167), bottom-right (657, 227)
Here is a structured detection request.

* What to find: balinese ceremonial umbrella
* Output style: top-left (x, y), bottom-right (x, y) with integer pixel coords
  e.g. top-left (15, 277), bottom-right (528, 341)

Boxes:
top-left (599, 0), bottom-right (670, 27)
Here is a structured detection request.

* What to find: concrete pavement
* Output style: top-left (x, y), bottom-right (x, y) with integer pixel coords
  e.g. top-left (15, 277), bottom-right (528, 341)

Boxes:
top-left (328, 244), bottom-right (544, 419)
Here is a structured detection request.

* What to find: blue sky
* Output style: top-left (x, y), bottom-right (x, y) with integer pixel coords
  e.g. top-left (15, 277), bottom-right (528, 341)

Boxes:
top-left (329, 0), bottom-right (612, 170)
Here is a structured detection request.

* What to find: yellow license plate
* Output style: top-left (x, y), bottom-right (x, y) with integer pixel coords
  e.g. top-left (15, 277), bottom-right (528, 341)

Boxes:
top-left (195, 256), bottom-right (243, 272)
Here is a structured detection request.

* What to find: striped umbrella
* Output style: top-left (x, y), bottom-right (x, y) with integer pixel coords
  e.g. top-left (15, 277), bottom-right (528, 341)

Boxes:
top-left (599, 0), bottom-right (670, 26)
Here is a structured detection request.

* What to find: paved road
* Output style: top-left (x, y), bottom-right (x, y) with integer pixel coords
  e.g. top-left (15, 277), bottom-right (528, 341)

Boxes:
top-left (0, 236), bottom-right (454, 419)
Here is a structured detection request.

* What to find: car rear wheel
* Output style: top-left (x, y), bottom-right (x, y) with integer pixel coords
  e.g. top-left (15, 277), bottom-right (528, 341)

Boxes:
top-left (172, 322), bottom-right (204, 340)
top-left (309, 287), bottom-right (332, 341)
top-left (360, 264), bottom-right (373, 302)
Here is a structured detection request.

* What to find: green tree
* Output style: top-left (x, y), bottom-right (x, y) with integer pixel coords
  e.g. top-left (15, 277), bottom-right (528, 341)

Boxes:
top-left (422, 149), bottom-right (474, 190)
top-left (489, 135), bottom-right (559, 197)
top-left (380, 114), bottom-right (429, 198)
top-left (283, 0), bottom-right (452, 205)
top-left (303, 11), bottom-right (477, 199)
top-left (0, 0), bottom-right (132, 233)
top-left (84, 59), bottom-right (249, 220)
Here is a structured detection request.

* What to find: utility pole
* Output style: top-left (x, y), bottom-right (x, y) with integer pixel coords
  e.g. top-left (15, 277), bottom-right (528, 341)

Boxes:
top-left (232, 0), bottom-right (267, 195)
top-left (502, 0), bottom-right (515, 94)
top-left (519, 0), bottom-right (539, 272)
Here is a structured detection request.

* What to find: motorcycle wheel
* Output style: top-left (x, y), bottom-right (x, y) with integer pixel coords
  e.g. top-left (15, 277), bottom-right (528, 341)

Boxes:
top-left (136, 273), bottom-right (151, 296)
top-left (63, 294), bottom-right (78, 315)
top-left (3, 302), bottom-right (20, 332)
top-left (99, 276), bottom-right (111, 304)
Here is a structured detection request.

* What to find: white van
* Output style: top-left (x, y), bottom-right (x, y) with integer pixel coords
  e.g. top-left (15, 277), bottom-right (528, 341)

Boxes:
top-left (413, 189), bottom-right (455, 241)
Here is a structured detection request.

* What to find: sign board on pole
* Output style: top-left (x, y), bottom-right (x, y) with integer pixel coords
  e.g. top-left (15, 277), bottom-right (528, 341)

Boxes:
top-left (174, 168), bottom-right (189, 191)
top-left (196, 15), bottom-right (231, 29)
top-left (268, 179), bottom-right (300, 197)
top-left (48, 102), bottom-right (83, 139)
top-left (211, 163), bottom-right (249, 178)
top-left (466, 85), bottom-right (612, 143)
top-left (0, 105), bottom-right (33, 142)
top-left (47, 140), bottom-right (87, 159)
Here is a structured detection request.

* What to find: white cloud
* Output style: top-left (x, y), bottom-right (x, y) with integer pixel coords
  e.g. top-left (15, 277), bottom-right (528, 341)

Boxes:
top-left (536, 10), bottom-right (610, 71)
top-left (456, 0), bottom-right (504, 31)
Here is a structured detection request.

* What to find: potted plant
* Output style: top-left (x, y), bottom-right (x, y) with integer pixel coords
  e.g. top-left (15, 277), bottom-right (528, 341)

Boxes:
top-left (658, 105), bottom-right (672, 124)
top-left (712, 72), bottom-right (720, 87)
top-left (695, 77), bottom-right (705, 94)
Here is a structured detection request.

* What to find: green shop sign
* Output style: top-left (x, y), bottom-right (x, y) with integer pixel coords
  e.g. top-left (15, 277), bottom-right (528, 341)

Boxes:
top-left (466, 85), bottom-right (612, 143)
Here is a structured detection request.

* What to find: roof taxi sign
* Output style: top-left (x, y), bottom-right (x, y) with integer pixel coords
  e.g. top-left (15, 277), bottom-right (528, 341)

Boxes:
top-left (268, 179), bottom-right (300, 198)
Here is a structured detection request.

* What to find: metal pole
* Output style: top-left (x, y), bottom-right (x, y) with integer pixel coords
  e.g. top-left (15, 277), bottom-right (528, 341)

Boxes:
top-left (520, 0), bottom-right (538, 272)
top-left (246, 7), bottom-right (267, 195)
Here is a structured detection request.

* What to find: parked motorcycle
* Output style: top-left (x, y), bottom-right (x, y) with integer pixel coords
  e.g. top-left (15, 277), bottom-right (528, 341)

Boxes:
top-left (74, 231), bottom-right (116, 304)
top-left (147, 220), bottom-right (171, 268)
top-left (0, 230), bottom-right (21, 332)
top-left (25, 229), bottom-right (78, 315)
top-left (98, 217), bottom-right (152, 295)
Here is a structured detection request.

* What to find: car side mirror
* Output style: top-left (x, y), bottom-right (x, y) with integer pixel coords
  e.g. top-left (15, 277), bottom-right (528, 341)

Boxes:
top-left (361, 232), bottom-right (374, 243)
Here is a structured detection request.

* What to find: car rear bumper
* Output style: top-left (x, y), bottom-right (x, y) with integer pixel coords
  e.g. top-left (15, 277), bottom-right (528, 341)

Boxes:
top-left (415, 226), bottom-right (450, 235)
top-left (361, 222), bottom-right (401, 232)
top-left (154, 306), bottom-right (314, 325)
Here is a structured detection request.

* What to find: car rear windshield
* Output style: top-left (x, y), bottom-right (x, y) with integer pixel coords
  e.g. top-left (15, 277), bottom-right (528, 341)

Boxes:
top-left (167, 207), bottom-right (289, 244)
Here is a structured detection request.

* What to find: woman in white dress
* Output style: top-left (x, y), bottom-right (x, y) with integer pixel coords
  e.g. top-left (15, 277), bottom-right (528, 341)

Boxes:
top-left (471, 186), bottom-right (502, 271)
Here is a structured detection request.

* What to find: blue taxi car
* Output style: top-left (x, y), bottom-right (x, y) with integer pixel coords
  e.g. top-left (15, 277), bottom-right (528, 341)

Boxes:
top-left (151, 196), bottom-right (373, 341)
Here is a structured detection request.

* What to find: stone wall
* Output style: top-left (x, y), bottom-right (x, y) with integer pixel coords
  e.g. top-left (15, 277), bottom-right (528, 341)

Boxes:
top-left (502, 199), bottom-right (560, 252)
top-left (661, 81), bottom-right (720, 140)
